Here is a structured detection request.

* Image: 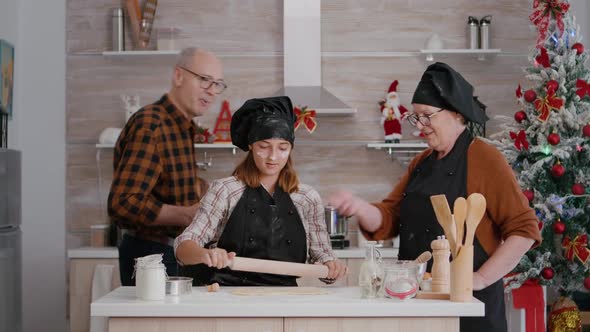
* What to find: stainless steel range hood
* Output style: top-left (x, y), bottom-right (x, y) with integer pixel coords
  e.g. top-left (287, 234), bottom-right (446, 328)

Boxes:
top-left (273, 0), bottom-right (356, 116)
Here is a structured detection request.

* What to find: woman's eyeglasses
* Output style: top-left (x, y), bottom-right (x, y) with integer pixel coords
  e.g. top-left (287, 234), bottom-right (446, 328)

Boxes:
top-left (406, 108), bottom-right (444, 127)
top-left (178, 66), bottom-right (227, 94)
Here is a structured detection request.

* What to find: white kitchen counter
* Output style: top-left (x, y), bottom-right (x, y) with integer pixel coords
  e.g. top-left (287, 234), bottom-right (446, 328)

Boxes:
top-left (68, 246), bottom-right (398, 259)
top-left (92, 286), bottom-right (484, 318)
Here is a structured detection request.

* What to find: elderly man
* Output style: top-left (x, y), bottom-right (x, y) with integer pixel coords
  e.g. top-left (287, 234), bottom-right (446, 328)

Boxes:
top-left (108, 48), bottom-right (226, 286)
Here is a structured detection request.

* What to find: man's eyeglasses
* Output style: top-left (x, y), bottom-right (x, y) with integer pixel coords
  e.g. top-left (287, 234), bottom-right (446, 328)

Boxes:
top-left (178, 66), bottom-right (227, 94)
top-left (406, 108), bottom-right (444, 127)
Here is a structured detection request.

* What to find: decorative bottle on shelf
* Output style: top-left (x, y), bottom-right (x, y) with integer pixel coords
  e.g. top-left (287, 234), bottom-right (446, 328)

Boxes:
top-left (431, 236), bottom-right (451, 293)
top-left (359, 241), bottom-right (382, 299)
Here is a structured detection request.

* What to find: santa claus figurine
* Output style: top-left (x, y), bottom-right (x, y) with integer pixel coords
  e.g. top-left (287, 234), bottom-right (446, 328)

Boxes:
top-left (379, 80), bottom-right (409, 143)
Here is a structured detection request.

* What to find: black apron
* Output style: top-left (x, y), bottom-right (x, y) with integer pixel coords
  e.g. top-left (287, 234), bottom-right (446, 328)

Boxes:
top-left (398, 130), bottom-right (506, 332)
top-left (185, 185), bottom-right (307, 286)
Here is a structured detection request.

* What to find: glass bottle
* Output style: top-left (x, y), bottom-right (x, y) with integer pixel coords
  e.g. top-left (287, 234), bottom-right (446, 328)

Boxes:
top-left (359, 241), bottom-right (382, 298)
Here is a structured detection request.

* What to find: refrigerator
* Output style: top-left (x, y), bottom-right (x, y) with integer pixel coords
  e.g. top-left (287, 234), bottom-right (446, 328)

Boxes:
top-left (0, 149), bottom-right (22, 332)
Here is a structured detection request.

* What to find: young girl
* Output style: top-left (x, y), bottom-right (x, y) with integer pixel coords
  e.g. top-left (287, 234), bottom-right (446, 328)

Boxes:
top-left (175, 96), bottom-right (347, 286)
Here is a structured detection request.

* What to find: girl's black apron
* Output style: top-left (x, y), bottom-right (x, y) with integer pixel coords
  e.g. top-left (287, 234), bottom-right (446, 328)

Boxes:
top-left (398, 130), bottom-right (506, 332)
top-left (187, 185), bottom-right (308, 286)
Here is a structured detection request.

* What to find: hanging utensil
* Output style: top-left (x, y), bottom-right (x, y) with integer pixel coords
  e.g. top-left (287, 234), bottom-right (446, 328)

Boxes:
top-left (464, 193), bottom-right (487, 246)
top-left (430, 194), bottom-right (457, 257)
top-left (453, 197), bottom-right (467, 254)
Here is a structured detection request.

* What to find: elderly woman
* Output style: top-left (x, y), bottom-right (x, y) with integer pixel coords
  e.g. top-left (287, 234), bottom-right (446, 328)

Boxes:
top-left (175, 96), bottom-right (347, 286)
top-left (329, 62), bottom-right (541, 332)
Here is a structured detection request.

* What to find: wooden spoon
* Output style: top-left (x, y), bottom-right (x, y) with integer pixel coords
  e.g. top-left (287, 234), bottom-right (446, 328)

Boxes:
top-left (453, 197), bottom-right (467, 250)
top-left (430, 194), bottom-right (457, 257)
top-left (414, 251), bottom-right (432, 264)
top-left (464, 193), bottom-right (487, 246)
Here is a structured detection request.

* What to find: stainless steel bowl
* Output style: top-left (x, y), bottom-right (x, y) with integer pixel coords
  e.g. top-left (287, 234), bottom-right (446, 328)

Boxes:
top-left (166, 277), bottom-right (193, 296)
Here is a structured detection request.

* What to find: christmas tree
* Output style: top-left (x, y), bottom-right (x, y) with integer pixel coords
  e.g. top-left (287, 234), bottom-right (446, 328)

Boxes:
top-left (491, 0), bottom-right (590, 296)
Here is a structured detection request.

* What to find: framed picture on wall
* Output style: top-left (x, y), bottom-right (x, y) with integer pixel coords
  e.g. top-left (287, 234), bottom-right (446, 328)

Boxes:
top-left (0, 40), bottom-right (15, 119)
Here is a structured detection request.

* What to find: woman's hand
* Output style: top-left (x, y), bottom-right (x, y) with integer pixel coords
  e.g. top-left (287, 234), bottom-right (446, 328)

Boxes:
top-left (327, 190), bottom-right (364, 217)
top-left (199, 247), bottom-right (236, 269)
top-left (320, 259), bottom-right (348, 284)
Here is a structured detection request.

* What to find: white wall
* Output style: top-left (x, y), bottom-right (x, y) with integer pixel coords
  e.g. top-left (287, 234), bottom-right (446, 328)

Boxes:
top-left (1, 0), bottom-right (67, 331)
top-left (571, 0), bottom-right (590, 43)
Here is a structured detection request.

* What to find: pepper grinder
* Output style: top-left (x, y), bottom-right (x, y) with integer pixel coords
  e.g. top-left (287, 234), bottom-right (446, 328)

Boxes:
top-left (431, 236), bottom-right (450, 293)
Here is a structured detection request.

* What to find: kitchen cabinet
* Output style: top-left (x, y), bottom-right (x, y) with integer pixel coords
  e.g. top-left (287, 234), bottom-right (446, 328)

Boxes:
top-left (69, 256), bottom-right (120, 332)
top-left (108, 318), bottom-right (283, 332)
top-left (284, 317), bottom-right (459, 332)
top-left (92, 287), bottom-right (482, 332)
top-left (69, 247), bottom-right (398, 332)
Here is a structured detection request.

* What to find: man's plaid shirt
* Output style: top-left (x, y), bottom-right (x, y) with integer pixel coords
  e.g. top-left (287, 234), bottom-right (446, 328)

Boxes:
top-left (108, 94), bottom-right (199, 238)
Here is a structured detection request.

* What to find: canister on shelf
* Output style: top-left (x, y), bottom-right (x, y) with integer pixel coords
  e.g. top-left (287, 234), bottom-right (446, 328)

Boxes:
top-left (112, 8), bottom-right (125, 52)
top-left (480, 15), bottom-right (492, 49)
top-left (467, 16), bottom-right (479, 49)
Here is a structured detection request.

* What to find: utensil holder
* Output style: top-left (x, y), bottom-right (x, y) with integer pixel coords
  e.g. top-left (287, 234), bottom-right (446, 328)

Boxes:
top-left (450, 245), bottom-right (473, 302)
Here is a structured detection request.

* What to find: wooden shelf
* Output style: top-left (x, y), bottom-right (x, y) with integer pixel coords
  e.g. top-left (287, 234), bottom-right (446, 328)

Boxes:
top-left (367, 141), bottom-right (428, 164)
top-left (96, 142), bottom-right (238, 153)
top-left (101, 51), bottom-right (283, 57)
top-left (419, 49), bottom-right (501, 61)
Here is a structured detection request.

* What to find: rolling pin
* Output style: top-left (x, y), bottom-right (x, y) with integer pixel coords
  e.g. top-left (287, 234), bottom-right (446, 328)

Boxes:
top-left (228, 257), bottom-right (329, 278)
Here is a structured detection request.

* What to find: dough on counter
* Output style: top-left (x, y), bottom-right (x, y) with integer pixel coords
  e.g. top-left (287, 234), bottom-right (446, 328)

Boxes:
top-left (231, 287), bottom-right (329, 296)
top-left (207, 283), bottom-right (220, 292)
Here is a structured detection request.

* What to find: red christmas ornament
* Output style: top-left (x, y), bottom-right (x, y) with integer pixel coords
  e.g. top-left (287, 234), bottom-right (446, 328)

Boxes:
top-left (583, 124), bottom-right (590, 137)
top-left (514, 110), bottom-right (527, 123)
top-left (551, 163), bottom-right (565, 178)
top-left (546, 80), bottom-right (559, 93)
top-left (538, 220), bottom-right (544, 230)
top-left (553, 220), bottom-right (566, 234)
top-left (524, 89), bottom-right (537, 103)
top-left (572, 183), bottom-right (585, 195)
top-left (541, 267), bottom-right (554, 280)
top-left (584, 277), bottom-right (590, 290)
top-left (547, 133), bottom-right (560, 145)
top-left (573, 42), bottom-right (585, 55)
top-left (523, 189), bottom-right (534, 202)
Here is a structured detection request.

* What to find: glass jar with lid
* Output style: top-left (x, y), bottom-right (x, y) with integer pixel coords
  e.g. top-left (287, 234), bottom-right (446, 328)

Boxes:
top-left (381, 260), bottom-right (419, 301)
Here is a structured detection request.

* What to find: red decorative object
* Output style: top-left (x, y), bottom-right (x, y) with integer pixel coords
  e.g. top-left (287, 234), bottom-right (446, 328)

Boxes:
top-left (516, 84), bottom-right (523, 99)
top-left (547, 133), bottom-right (560, 145)
top-left (212, 100), bottom-right (232, 142)
top-left (542, 267), bottom-right (555, 279)
top-left (534, 90), bottom-right (564, 122)
top-left (538, 220), bottom-right (544, 230)
top-left (546, 80), bottom-right (559, 93)
top-left (529, 0), bottom-right (570, 46)
top-left (294, 106), bottom-right (317, 133)
top-left (553, 220), bottom-right (566, 234)
top-left (515, 111), bottom-right (528, 123)
top-left (563, 234), bottom-right (590, 264)
top-left (582, 124), bottom-right (590, 137)
top-left (576, 79), bottom-right (590, 99)
top-left (510, 130), bottom-right (530, 151)
top-left (584, 277), bottom-right (590, 290)
top-left (572, 183), bottom-right (585, 195)
top-left (523, 189), bottom-right (535, 202)
top-left (511, 278), bottom-right (546, 332)
top-left (572, 42), bottom-right (584, 55)
top-left (524, 89), bottom-right (537, 103)
top-left (551, 162), bottom-right (565, 178)
top-left (535, 47), bottom-right (551, 68)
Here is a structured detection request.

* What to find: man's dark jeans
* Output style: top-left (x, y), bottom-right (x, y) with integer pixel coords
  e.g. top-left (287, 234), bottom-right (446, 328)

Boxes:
top-left (118, 234), bottom-right (179, 286)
